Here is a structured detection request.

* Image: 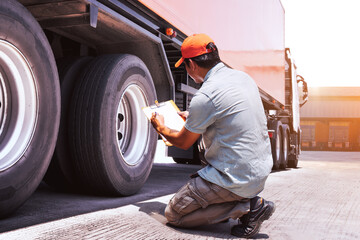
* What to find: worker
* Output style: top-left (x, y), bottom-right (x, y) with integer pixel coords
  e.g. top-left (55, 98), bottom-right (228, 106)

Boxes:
top-left (150, 33), bottom-right (275, 238)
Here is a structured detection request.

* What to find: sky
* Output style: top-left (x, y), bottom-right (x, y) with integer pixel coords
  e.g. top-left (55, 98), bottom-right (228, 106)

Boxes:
top-left (281, 0), bottom-right (360, 87)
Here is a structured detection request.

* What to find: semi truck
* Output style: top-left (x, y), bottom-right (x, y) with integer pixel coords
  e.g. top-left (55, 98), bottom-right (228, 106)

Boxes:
top-left (0, 0), bottom-right (308, 217)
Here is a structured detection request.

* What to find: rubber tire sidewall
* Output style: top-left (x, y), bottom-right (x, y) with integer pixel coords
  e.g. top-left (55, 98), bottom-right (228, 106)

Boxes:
top-left (44, 57), bottom-right (92, 191)
top-left (0, 0), bottom-right (60, 217)
top-left (288, 128), bottom-right (300, 168)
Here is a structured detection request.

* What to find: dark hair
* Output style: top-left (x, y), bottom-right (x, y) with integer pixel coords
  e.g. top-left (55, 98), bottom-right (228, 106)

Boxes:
top-left (184, 42), bottom-right (221, 69)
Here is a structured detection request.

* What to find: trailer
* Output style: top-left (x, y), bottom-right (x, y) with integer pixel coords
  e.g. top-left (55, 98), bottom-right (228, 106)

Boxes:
top-left (0, 0), bottom-right (307, 217)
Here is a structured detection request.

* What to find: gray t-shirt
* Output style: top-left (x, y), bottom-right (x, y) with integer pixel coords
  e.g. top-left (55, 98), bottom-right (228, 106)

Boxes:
top-left (185, 63), bottom-right (273, 198)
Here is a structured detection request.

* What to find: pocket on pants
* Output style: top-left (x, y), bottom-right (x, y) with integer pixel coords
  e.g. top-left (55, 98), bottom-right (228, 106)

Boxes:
top-left (169, 182), bottom-right (199, 215)
top-left (170, 195), bottom-right (196, 215)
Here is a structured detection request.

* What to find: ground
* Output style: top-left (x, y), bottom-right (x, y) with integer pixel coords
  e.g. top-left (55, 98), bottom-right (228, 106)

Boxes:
top-left (0, 143), bottom-right (359, 239)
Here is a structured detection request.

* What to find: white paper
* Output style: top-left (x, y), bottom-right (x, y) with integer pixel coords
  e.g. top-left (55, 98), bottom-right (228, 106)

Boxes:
top-left (142, 100), bottom-right (185, 132)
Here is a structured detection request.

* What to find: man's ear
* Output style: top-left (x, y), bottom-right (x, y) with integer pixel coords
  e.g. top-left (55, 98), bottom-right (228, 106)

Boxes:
top-left (188, 59), bottom-right (197, 71)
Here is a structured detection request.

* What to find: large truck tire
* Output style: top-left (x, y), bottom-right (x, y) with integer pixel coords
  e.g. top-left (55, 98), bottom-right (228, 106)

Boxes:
top-left (288, 129), bottom-right (301, 168)
top-left (44, 57), bottom-right (92, 191)
top-left (0, 0), bottom-right (60, 217)
top-left (69, 54), bottom-right (157, 196)
top-left (287, 154), bottom-right (298, 168)
top-left (268, 120), bottom-right (282, 170)
top-left (279, 124), bottom-right (290, 169)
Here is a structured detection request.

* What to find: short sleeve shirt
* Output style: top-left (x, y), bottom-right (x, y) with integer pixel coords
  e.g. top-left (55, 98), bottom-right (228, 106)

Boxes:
top-left (185, 63), bottom-right (273, 198)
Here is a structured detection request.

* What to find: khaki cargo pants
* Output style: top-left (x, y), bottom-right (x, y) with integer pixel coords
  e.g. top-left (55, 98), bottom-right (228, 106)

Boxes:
top-left (165, 176), bottom-right (250, 228)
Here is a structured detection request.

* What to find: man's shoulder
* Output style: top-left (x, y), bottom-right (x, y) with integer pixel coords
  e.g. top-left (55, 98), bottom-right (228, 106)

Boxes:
top-left (210, 65), bottom-right (253, 81)
top-left (190, 90), bottom-right (214, 108)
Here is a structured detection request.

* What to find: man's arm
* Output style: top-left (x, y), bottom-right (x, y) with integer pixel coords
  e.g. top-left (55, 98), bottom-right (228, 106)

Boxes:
top-left (150, 112), bottom-right (200, 150)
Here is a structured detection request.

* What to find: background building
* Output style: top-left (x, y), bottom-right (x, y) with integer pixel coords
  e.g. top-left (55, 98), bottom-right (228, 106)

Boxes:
top-left (300, 87), bottom-right (360, 151)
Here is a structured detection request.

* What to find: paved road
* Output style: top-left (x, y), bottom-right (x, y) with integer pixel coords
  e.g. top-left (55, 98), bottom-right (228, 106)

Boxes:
top-left (0, 143), bottom-right (359, 239)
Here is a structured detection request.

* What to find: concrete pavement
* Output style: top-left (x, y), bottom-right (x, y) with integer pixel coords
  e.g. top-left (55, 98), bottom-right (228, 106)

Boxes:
top-left (0, 143), bottom-right (359, 239)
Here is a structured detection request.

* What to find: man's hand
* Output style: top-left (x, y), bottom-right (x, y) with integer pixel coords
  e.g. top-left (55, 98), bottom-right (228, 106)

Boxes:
top-left (177, 111), bottom-right (189, 120)
top-left (150, 112), bottom-right (165, 133)
top-left (149, 111), bottom-right (200, 150)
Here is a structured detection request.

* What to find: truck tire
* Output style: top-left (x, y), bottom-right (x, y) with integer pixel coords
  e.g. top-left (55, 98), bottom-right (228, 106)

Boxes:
top-left (279, 124), bottom-right (290, 169)
top-left (0, 0), bottom-right (60, 217)
top-left (288, 129), bottom-right (301, 168)
top-left (44, 57), bottom-right (92, 191)
top-left (268, 120), bottom-right (282, 170)
top-left (287, 154), bottom-right (298, 168)
top-left (69, 54), bottom-right (157, 196)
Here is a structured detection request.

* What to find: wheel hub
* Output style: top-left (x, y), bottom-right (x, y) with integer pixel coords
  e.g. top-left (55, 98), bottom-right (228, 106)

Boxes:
top-left (116, 84), bottom-right (149, 166)
top-left (0, 40), bottom-right (38, 171)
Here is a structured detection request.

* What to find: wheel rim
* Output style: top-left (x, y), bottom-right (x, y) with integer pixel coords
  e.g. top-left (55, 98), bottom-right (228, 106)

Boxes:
top-left (283, 132), bottom-right (288, 161)
top-left (0, 40), bottom-right (38, 171)
top-left (116, 84), bottom-right (149, 165)
top-left (276, 130), bottom-right (281, 161)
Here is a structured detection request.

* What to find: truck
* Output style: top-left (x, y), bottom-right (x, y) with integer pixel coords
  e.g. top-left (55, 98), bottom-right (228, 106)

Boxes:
top-left (0, 0), bottom-right (308, 218)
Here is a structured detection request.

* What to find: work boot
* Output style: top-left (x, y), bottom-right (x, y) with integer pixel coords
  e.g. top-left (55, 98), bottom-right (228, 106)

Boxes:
top-left (231, 196), bottom-right (275, 238)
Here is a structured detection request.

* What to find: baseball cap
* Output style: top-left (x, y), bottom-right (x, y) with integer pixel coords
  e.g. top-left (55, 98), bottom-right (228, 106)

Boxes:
top-left (175, 34), bottom-right (215, 68)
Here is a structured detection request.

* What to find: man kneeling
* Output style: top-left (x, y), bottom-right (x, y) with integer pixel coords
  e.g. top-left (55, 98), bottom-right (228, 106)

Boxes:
top-left (150, 34), bottom-right (275, 238)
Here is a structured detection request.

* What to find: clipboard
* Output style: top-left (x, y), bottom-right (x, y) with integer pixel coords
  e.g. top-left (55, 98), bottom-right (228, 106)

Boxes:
top-left (142, 100), bottom-right (185, 146)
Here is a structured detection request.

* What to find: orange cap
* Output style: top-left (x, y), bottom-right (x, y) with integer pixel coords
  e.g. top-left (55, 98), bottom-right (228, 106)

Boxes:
top-left (175, 34), bottom-right (215, 68)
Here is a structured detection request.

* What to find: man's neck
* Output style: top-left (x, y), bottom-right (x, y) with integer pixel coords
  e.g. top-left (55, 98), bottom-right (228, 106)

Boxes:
top-left (198, 67), bottom-right (211, 81)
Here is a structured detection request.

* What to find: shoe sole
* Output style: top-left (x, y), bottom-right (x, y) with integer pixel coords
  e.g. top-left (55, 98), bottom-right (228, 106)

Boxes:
top-left (246, 201), bottom-right (276, 238)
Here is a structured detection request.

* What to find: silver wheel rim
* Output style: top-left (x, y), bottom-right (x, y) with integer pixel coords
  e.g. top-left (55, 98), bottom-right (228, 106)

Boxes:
top-left (116, 84), bottom-right (149, 165)
top-left (276, 130), bottom-right (281, 161)
top-left (0, 40), bottom-right (38, 171)
top-left (283, 132), bottom-right (288, 161)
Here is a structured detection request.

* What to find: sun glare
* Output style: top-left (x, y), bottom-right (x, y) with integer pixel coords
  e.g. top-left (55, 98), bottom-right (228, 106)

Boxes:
top-left (282, 0), bottom-right (360, 87)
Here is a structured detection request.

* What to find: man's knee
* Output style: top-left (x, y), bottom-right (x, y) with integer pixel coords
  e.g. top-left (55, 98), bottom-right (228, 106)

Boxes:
top-left (164, 203), bottom-right (182, 226)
